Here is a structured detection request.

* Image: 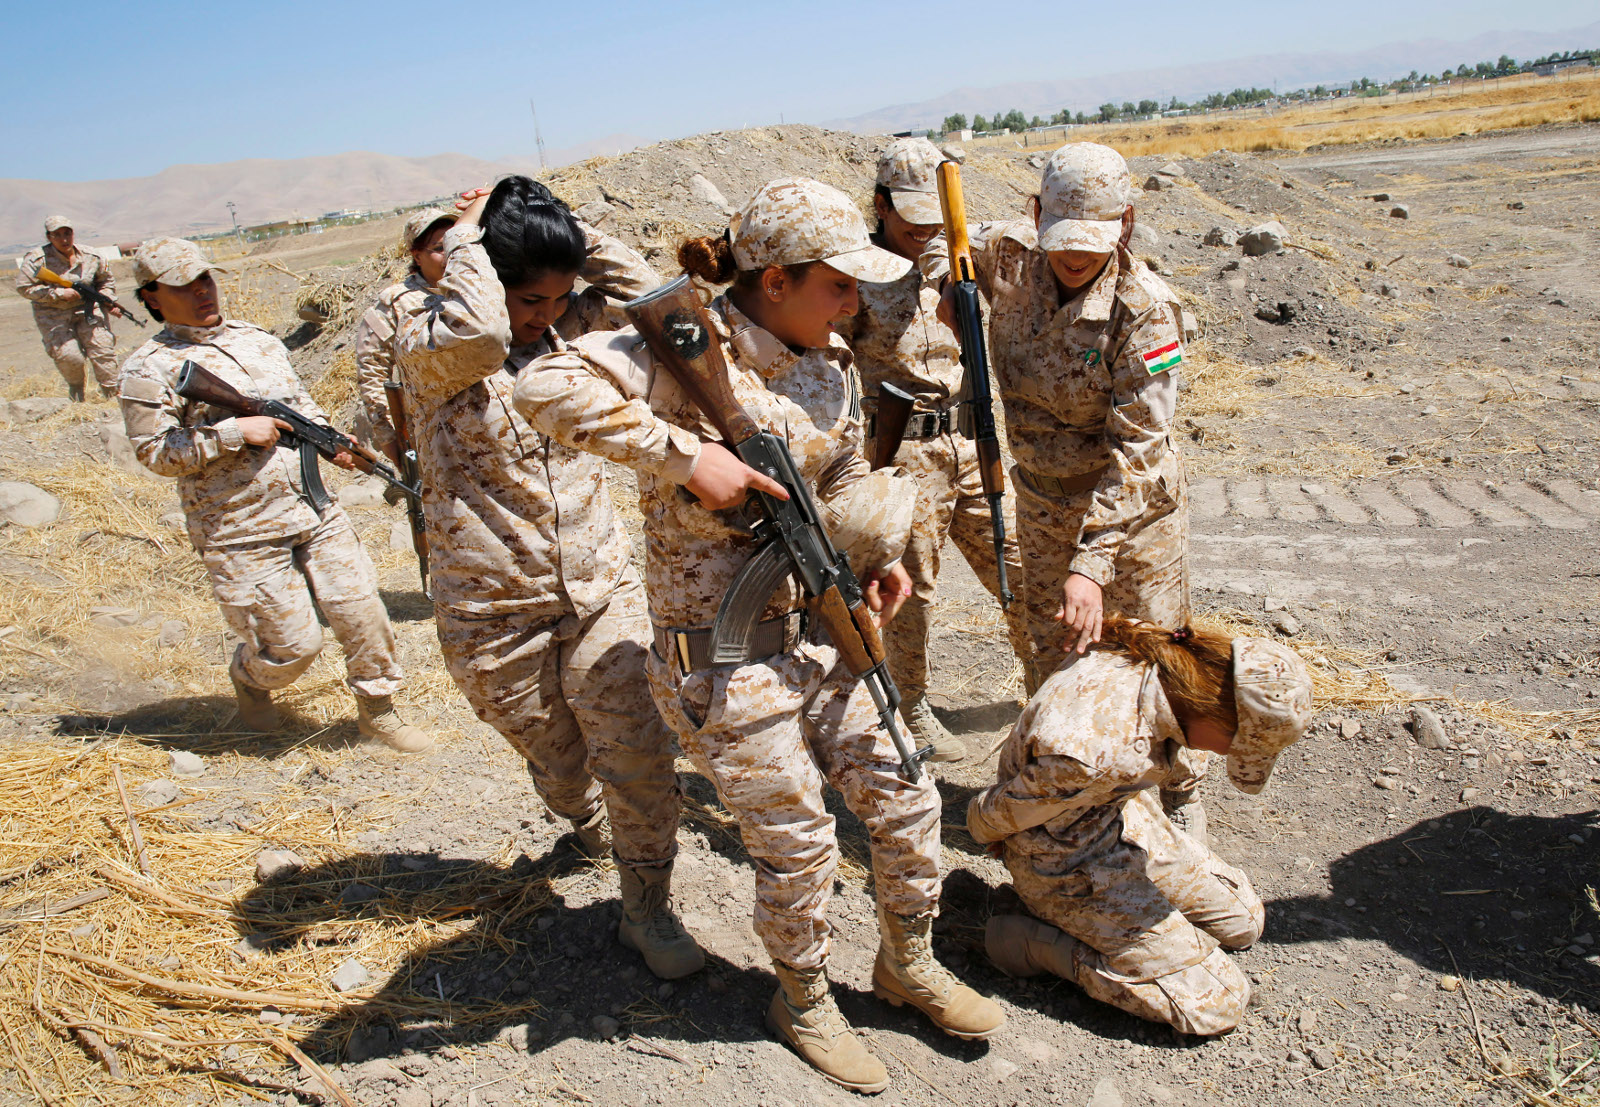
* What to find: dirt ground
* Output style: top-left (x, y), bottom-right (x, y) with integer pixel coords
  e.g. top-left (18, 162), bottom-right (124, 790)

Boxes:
top-left (0, 124), bottom-right (1597, 1107)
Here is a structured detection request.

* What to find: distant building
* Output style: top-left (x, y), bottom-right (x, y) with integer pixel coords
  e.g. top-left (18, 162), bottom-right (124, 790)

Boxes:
top-left (944, 129), bottom-right (973, 143)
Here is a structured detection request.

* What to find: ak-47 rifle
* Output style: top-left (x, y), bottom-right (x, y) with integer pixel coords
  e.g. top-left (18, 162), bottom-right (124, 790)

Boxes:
top-left (384, 380), bottom-right (430, 598)
top-left (36, 266), bottom-right (145, 328)
top-left (868, 382), bottom-right (916, 472)
top-left (174, 360), bottom-right (421, 517)
top-left (936, 161), bottom-right (1012, 608)
top-left (625, 277), bottom-right (931, 783)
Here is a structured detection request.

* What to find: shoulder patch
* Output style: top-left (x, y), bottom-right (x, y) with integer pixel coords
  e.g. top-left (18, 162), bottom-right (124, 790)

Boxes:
top-left (1138, 340), bottom-right (1183, 376)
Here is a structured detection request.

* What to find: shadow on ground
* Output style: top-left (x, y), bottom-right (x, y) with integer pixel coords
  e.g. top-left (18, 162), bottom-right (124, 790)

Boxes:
top-left (1267, 806), bottom-right (1600, 1012)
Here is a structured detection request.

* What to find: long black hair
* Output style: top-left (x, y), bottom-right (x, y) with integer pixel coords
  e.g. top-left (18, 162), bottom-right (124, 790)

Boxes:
top-left (480, 176), bottom-right (585, 288)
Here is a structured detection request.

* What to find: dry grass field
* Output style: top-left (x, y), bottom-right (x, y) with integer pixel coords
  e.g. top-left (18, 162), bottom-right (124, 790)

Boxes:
top-left (971, 68), bottom-right (1600, 159)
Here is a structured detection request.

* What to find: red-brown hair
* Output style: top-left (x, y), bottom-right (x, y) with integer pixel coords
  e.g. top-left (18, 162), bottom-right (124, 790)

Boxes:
top-left (1098, 614), bottom-right (1237, 731)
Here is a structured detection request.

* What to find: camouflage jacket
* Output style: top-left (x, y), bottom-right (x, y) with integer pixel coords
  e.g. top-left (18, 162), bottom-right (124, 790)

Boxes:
top-left (354, 270), bottom-right (434, 449)
top-left (15, 243), bottom-right (114, 322)
top-left (515, 294), bottom-right (916, 631)
top-left (118, 320), bottom-right (329, 549)
top-left (392, 222), bottom-right (660, 620)
top-left (922, 221), bottom-right (1185, 586)
top-left (834, 236), bottom-right (963, 414)
top-left (966, 648), bottom-right (1185, 855)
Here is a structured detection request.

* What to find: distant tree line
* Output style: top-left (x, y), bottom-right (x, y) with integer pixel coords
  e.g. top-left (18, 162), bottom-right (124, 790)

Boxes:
top-left (936, 47), bottom-right (1595, 135)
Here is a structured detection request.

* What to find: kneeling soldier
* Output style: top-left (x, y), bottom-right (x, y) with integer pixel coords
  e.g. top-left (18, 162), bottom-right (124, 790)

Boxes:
top-left (968, 617), bottom-right (1311, 1036)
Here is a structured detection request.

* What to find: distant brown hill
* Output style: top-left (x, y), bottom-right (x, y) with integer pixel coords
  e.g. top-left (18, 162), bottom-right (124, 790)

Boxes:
top-left (1, 136), bottom-right (645, 254)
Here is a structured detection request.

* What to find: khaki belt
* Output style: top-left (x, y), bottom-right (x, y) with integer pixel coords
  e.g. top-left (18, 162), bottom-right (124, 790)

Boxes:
top-left (1016, 464), bottom-right (1109, 498)
top-left (866, 408), bottom-right (956, 441)
top-left (652, 611), bottom-right (805, 673)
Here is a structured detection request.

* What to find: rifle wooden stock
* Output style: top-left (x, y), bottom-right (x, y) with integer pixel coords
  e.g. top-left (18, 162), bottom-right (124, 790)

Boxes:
top-left (623, 283), bottom-right (760, 447)
top-left (869, 383), bottom-right (916, 471)
top-left (936, 163), bottom-right (979, 286)
top-left (177, 361), bottom-right (269, 417)
top-left (36, 267), bottom-right (145, 326)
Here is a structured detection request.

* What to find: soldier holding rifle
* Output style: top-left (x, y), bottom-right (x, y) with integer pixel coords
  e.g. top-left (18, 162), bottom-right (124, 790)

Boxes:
top-left (116, 237), bottom-right (432, 752)
top-left (927, 143), bottom-right (1209, 836)
top-left (515, 178), bottom-right (1004, 1094)
top-left (836, 138), bottom-right (1029, 763)
top-left (14, 215), bottom-right (122, 401)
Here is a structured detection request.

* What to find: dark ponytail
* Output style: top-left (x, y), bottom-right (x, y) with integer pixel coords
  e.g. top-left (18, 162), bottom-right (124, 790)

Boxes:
top-left (480, 176), bottom-right (585, 288)
top-left (676, 229), bottom-right (815, 292)
top-left (677, 231), bottom-right (738, 284)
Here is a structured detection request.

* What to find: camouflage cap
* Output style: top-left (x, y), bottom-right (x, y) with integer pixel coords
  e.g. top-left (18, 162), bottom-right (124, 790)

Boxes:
top-left (1226, 637), bottom-right (1314, 794)
top-left (730, 177), bottom-right (910, 284)
top-left (44, 215), bottom-right (72, 234)
top-left (1037, 142), bottom-right (1131, 253)
top-left (402, 206), bottom-right (457, 251)
top-left (875, 137), bottom-right (945, 226)
top-left (132, 237), bottom-right (224, 287)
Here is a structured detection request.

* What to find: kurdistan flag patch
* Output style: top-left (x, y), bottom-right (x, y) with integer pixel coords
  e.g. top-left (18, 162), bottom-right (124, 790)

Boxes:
top-left (1141, 341), bottom-right (1183, 375)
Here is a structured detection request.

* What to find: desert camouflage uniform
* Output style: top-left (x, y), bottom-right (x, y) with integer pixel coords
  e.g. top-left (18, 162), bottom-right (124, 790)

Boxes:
top-left (835, 252), bottom-right (1029, 702)
top-left (118, 320), bottom-right (404, 697)
top-left (923, 226), bottom-right (1203, 791)
top-left (16, 243), bottom-right (119, 394)
top-left (354, 271), bottom-right (434, 451)
top-left (391, 221), bottom-right (680, 866)
top-left (516, 296), bottom-right (937, 971)
top-left (966, 649), bottom-right (1261, 1035)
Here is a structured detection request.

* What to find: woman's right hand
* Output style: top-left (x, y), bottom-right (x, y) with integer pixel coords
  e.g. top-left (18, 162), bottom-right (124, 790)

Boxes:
top-left (685, 441), bottom-right (789, 511)
top-left (455, 187), bottom-right (492, 227)
top-left (237, 416), bottom-right (293, 448)
top-left (935, 282), bottom-right (957, 330)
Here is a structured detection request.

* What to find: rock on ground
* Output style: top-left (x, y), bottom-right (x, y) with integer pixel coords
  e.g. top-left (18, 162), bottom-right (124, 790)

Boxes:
top-left (330, 957), bottom-right (371, 992)
top-left (1239, 221), bottom-right (1286, 256)
top-left (168, 750), bottom-right (205, 778)
top-left (3, 397), bottom-right (69, 423)
top-left (0, 481), bottom-right (62, 528)
top-left (337, 478), bottom-right (385, 508)
top-left (255, 849), bottom-right (305, 883)
top-left (1410, 705), bottom-right (1453, 750)
top-left (1390, 204), bottom-right (1410, 219)
top-left (139, 779), bottom-right (180, 806)
top-left (1204, 225), bottom-right (1238, 247)
top-left (1447, 253), bottom-right (1472, 268)
top-left (689, 173), bottom-right (730, 211)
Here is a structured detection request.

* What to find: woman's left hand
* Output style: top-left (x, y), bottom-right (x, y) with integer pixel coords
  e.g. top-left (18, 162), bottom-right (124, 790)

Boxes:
top-left (864, 563), bottom-right (913, 627)
top-left (328, 449), bottom-right (359, 471)
top-left (455, 186), bottom-right (492, 226)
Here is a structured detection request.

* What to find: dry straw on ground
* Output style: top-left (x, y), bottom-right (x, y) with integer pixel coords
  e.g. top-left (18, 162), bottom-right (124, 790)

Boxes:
top-left (0, 737), bottom-right (576, 1104)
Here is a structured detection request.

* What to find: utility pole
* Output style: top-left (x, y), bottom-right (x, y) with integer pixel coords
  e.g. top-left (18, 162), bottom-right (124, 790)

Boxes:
top-left (529, 99), bottom-right (547, 170)
top-left (226, 201), bottom-right (243, 246)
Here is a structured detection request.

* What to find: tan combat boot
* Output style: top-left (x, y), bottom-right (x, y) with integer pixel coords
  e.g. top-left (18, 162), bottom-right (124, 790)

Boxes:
top-left (569, 809), bottom-right (611, 857)
top-left (617, 863), bottom-right (705, 980)
top-left (230, 665), bottom-right (280, 732)
top-left (985, 914), bottom-right (1082, 979)
top-left (355, 695), bottom-right (433, 753)
top-left (872, 908), bottom-right (1005, 1040)
top-left (766, 963), bottom-right (889, 1094)
top-left (902, 695), bottom-right (965, 763)
top-left (67, 383), bottom-right (85, 403)
top-left (1162, 789), bottom-right (1209, 846)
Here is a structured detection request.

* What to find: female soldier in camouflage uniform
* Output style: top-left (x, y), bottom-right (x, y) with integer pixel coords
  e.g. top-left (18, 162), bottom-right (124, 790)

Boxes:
top-left (354, 207), bottom-right (456, 463)
top-left (390, 178), bottom-right (701, 980)
top-left (835, 138), bottom-right (1029, 763)
top-left (515, 178), bottom-right (1005, 1093)
top-left (928, 142), bottom-right (1210, 835)
top-left (967, 618), bottom-right (1312, 1036)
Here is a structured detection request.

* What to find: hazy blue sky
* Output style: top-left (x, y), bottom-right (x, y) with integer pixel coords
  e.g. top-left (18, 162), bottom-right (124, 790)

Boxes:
top-left (3, 0), bottom-right (1595, 181)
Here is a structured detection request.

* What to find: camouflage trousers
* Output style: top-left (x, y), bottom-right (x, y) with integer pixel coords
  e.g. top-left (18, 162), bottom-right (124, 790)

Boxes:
top-left (200, 508), bottom-right (404, 698)
top-left (435, 571), bottom-right (679, 867)
top-left (648, 634), bottom-right (941, 971)
top-left (1013, 466), bottom-right (1206, 793)
top-left (1003, 788), bottom-right (1262, 1036)
top-left (36, 312), bottom-right (117, 394)
top-left (875, 433), bottom-right (1029, 703)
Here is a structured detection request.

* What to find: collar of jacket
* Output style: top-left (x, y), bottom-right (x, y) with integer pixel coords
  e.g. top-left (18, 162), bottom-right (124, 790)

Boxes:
top-left (161, 319), bottom-right (235, 345)
top-left (716, 295), bottom-right (852, 382)
top-left (1137, 659), bottom-right (1187, 747)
